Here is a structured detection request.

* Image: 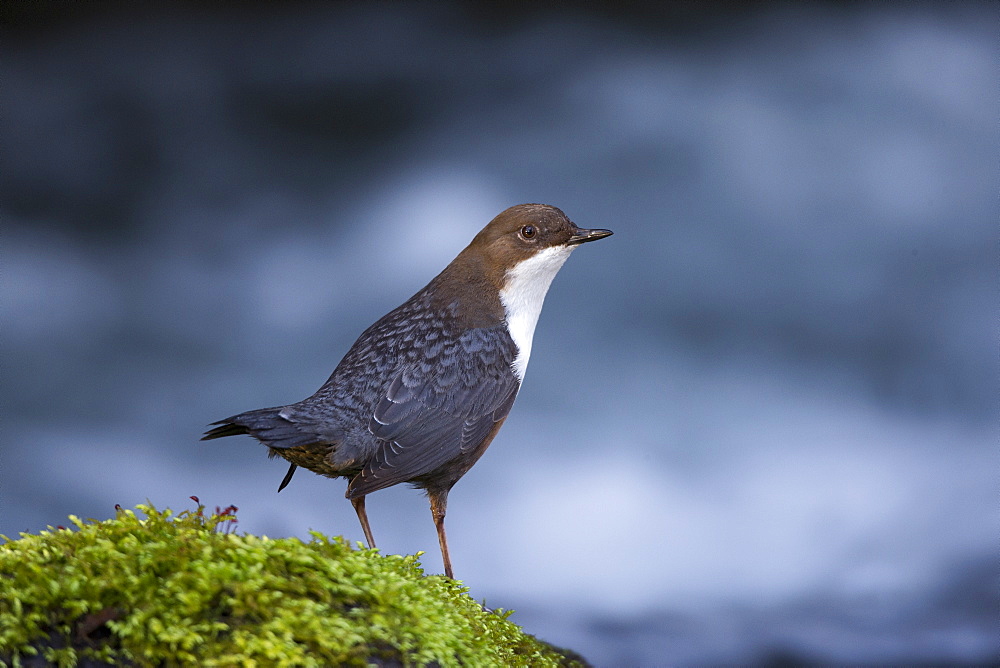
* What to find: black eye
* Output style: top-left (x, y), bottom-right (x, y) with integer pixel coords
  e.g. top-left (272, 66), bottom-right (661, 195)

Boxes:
top-left (520, 225), bottom-right (537, 240)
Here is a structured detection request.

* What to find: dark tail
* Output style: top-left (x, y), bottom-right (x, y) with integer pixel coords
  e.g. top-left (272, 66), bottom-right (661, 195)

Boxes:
top-left (204, 407), bottom-right (314, 493)
top-left (202, 407), bottom-right (319, 450)
top-left (201, 421), bottom-right (252, 440)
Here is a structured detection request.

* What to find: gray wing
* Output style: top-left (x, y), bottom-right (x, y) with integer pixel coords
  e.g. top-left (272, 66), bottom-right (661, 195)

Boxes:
top-left (347, 325), bottom-right (519, 496)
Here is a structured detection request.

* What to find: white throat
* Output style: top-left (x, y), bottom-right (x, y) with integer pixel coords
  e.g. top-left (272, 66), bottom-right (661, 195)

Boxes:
top-left (499, 245), bottom-right (575, 381)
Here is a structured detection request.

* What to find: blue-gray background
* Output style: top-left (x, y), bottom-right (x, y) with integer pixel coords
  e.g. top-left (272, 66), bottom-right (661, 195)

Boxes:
top-left (2, 3), bottom-right (996, 665)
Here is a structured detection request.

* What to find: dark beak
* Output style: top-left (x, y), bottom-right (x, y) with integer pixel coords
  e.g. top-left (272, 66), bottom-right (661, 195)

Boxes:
top-left (567, 227), bottom-right (614, 245)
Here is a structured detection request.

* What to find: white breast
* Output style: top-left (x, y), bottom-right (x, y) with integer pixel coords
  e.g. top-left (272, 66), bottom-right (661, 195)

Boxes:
top-left (499, 245), bottom-right (575, 381)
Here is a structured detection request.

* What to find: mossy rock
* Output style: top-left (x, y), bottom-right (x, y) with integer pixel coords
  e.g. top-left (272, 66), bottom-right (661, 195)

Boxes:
top-left (0, 504), bottom-right (586, 667)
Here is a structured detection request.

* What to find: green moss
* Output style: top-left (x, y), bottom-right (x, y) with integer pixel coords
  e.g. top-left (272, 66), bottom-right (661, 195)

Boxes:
top-left (0, 504), bottom-right (584, 667)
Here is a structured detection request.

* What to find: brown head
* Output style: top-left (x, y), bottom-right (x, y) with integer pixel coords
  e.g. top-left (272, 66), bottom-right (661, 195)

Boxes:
top-left (429, 203), bottom-right (612, 335)
top-left (464, 204), bottom-right (612, 286)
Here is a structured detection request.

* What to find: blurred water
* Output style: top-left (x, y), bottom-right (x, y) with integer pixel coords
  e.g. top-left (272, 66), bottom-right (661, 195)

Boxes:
top-left (2, 3), bottom-right (997, 665)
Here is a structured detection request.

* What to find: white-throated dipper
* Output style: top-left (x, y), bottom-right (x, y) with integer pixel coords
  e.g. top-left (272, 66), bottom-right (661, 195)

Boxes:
top-left (203, 203), bottom-right (612, 579)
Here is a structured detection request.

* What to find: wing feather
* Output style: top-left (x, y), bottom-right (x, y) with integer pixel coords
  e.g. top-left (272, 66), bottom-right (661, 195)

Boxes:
top-left (349, 325), bottom-right (519, 496)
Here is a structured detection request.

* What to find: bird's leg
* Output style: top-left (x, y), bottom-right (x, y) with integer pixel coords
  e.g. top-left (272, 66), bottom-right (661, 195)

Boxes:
top-left (350, 495), bottom-right (376, 549)
top-left (428, 490), bottom-right (454, 579)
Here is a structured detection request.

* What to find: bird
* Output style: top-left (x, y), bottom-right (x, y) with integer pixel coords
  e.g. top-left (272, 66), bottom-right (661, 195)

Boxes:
top-left (202, 203), bottom-right (612, 579)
